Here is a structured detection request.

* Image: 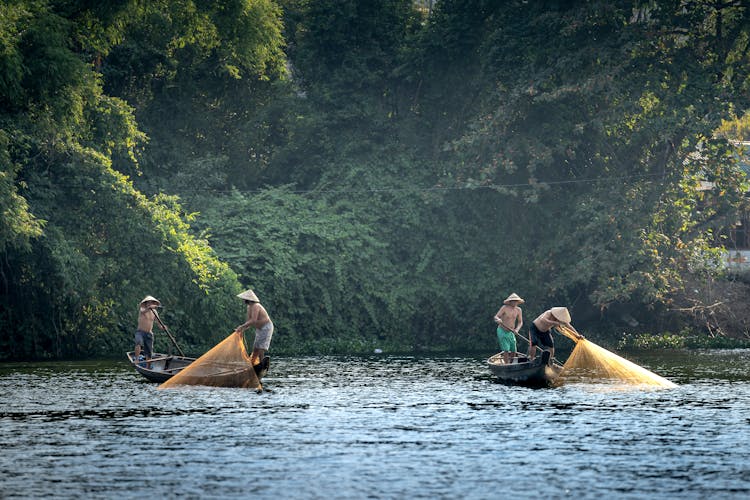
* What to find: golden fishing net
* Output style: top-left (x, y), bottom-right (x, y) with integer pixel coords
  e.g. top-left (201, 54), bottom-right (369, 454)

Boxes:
top-left (159, 332), bottom-right (260, 389)
top-left (556, 325), bottom-right (677, 388)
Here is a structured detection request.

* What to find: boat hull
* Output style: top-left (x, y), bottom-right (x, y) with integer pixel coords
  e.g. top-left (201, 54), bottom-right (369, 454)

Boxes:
top-left (127, 352), bottom-right (270, 385)
top-left (126, 352), bottom-right (196, 383)
top-left (487, 351), bottom-right (563, 388)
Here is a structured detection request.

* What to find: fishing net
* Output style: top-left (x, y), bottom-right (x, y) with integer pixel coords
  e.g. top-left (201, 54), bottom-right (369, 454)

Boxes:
top-left (159, 332), bottom-right (261, 389)
top-left (556, 325), bottom-right (677, 388)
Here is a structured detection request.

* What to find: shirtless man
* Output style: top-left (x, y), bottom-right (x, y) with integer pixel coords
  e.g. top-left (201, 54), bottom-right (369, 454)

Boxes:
top-left (528, 306), bottom-right (580, 361)
top-left (135, 296), bottom-right (164, 365)
top-left (493, 293), bottom-right (524, 364)
top-left (234, 289), bottom-right (274, 367)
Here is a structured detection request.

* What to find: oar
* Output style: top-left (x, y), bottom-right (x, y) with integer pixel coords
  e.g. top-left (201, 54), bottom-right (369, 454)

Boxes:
top-left (152, 309), bottom-right (186, 357)
top-left (497, 320), bottom-right (528, 350)
top-left (509, 328), bottom-right (528, 345)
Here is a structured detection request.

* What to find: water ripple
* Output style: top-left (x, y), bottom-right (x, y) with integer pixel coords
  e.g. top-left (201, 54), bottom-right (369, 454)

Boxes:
top-left (0, 353), bottom-right (748, 499)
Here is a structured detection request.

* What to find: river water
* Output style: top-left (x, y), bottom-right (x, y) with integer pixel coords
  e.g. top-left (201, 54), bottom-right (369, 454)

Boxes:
top-left (0, 349), bottom-right (749, 499)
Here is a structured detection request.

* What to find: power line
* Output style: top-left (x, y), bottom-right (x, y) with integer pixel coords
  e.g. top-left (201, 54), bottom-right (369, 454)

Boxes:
top-left (30, 171), bottom-right (667, 196)
top-left (157, 172), bottom-right (666, 196)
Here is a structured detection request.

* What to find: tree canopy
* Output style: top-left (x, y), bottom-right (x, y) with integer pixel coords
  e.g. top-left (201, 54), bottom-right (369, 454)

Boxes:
top-left (1, 0), bottom-right (749, 359)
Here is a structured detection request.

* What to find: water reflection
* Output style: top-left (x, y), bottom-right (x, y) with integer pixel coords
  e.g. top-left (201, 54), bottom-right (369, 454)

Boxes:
top-left (0, 351), bottom-right (748, 499)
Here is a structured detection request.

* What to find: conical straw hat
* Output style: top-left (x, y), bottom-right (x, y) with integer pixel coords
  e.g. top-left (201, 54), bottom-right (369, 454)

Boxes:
top-left (503, 293), bottom-right (524, 304)
top-left (140, 295), bottom-right (161, 306)
top-left (550, 307), bottom-right (571, 323)
top-left (237, 289), bottom-right (259, 302)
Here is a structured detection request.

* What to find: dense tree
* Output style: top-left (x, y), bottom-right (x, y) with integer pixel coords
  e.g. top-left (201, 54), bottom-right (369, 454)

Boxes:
top-left (0, 0), bottom-right (285, 359)
top-left (403, 0), bottom-right (750, 324)
top-left (97, 0), bottom-right (287, 188)
top-left (2, 1), bottom-right (749, 359)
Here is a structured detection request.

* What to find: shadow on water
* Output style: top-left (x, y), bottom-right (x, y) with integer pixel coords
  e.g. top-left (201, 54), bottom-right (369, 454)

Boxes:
top-left (0, 350), bottom-right (749, 499)
top-left (0, 407), bottom-right (220, 421)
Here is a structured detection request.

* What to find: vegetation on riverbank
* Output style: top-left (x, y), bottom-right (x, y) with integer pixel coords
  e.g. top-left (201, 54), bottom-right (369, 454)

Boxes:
top-left (2, 1), bottom-right (750, 359)
top-left (618, 332), bottom-right (750, 350)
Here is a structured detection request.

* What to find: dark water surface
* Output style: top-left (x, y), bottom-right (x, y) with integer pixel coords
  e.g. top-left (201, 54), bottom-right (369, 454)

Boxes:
top-left (1, 350), bottom-right (749, 499)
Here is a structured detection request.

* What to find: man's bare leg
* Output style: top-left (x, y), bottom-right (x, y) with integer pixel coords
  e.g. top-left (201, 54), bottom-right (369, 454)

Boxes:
top-left (251, 348), bottom-right (266, 366)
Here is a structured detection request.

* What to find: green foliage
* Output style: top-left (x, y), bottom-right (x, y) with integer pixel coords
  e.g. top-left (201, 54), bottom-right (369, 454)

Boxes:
top-left (0, 0), bottom-right (285, 359)
top-left (191, 186), bottom-right (413, 349)
top-left (618, 331), bottom-right (750, 349)
top-left (290, 2), bottom-right (417, 128)
top-left (3, 0), bottom-right (750, 360)
top-left (102, 0), bottom-right (288, 187)
top-left (403, 1), bottom-right (750, 325)
top-left (0, 2), bottom-right (27, 108)
top-left (2, 144), bottom-right (241, 359)
top-left (618, 332), bottom-right (687, 350)
top-left (0, 131), bottom-right (44, 252)
top-left (683, 335), bottom-right (750, 349)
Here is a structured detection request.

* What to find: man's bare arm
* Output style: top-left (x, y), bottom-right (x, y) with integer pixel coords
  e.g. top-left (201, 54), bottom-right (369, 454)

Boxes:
top-left (514, 310), bottom-right (523, 332)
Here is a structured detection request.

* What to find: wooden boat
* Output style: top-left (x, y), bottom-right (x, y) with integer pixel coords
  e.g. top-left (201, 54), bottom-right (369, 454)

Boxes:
top-left (158, 355), bottom-right (270, 389)
top-left (126, 352), bottom-right (196, 383)
top-left (487, 350), bottom-right (563, 388)
top-left (129, 349), bottom-right (271, 387)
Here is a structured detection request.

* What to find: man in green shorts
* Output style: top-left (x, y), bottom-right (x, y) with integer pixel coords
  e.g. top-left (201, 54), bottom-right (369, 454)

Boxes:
top-left (493, 293), bottom-right (524, 364)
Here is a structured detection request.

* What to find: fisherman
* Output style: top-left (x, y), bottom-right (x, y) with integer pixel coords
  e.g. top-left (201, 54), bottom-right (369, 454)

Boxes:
top-left (234, 289), bottom-right (274, 371)
top-left (528, 306), bottom-right (581, 361)
top-left (135, 295), bottom-right (164, 366)
top-left (493, 293), bottom-right (524, 364)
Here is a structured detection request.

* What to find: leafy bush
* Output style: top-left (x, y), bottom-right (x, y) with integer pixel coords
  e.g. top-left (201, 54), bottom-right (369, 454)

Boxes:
top-left (618, 331), bottom-right (750, 350)
top-left (618, 333), bottom-right (686, 350)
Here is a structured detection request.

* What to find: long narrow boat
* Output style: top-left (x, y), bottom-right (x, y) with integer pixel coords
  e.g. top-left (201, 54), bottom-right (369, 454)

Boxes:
top-left (128, 351), bottom-right (271, 385)
top-left (126, 352), bottom-right (196, 383)
top-left (487, 350), bottom-right (563, 388)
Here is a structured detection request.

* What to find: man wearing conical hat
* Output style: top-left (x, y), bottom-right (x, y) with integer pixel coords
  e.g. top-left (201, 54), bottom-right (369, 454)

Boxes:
top-left (135, 296), bottom-right (164, 364)
top-left (528, 306), bottom-right (577, 362)
top-left (234, 289), bottom-right (274, 369)
top-left (493, 293), bottom-right (524, 364)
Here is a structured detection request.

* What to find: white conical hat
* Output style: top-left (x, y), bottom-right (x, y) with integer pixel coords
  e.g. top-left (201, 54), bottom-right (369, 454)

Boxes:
top-left (503, 293), bottom-right (524, 304)
top-left (140, 295), bottom-right (161, 306)
top-left (550, 307), bottom-right (571, 323)
top-left (237, 289), bottom-right (259, 302)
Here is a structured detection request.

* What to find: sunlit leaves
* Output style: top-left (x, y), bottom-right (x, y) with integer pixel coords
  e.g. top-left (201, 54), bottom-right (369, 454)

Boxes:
top-left (410, 0), bottom-right (750, 320)
top-left (0, 131), bottom-right (44, 252)
top-left (0, 0), bottom-right (277, 358)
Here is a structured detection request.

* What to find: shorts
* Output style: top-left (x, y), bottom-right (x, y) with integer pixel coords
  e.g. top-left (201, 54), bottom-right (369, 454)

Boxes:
top-left (134, 330), bottom-right (154, 358)
top-left (530, 323), bottom-right (554, 349)
top-left (253, 322), bottom-right (274, 350)
top-left (496, 327), bottom-right (517, 352)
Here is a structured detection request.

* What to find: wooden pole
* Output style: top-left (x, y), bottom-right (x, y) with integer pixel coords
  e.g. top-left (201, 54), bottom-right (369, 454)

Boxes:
top-left (152, 309), bottom-right (186, 357)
